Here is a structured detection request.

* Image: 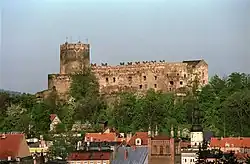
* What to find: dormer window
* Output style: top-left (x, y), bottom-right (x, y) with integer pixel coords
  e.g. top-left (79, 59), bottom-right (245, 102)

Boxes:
top-left (135, 138), bottom-right (142, 146)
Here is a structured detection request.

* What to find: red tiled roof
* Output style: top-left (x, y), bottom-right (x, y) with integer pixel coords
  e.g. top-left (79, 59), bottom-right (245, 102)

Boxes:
top-left (210, 137), bottom-right (250, 148)
top-left (85, 133), bottom-right (124, 142)
top-left (0, 134), bottom-right (26, 159)
top-left (128, 132), bottom-right (148, 146)
top-left (67, 151), bottom-right (111, 160)
top-left (50, 114), bottom-right (57, 121)
top-left (152, 135), bottom-right (170, 140)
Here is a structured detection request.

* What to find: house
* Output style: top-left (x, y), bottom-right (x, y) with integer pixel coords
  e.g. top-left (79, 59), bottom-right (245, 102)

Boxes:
top-left (209, 137), bottom-right (250, 154)
top-left (67, 151), bottom-right (112, 164)
top-left (181, 151), bottom-right (197, 164)
top-left (50, 114), bottom-right (61, 131)
top-left (0, 133), bottom-right (31, 161)
top-left (127, 132), bottom-right (148, 147)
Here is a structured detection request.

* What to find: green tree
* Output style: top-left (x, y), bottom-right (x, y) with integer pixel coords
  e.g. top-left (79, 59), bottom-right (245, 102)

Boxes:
top-left (48, 132), bottom-right (81, 160)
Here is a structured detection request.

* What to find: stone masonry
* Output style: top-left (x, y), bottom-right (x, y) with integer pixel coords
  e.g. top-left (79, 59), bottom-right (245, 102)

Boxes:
top-left (36, 41), bottom-right (208, 100)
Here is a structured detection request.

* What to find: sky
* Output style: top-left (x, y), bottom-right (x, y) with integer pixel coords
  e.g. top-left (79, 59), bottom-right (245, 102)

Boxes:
top-left (0, 0), bottom-right (249, 93)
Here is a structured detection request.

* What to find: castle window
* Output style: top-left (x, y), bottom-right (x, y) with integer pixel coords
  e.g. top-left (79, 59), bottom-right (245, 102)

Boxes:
top-left (170, 81), bottom-right (174, 85)
top-left (177, 73), bottom-right (179, 76)
top-left (113, 77), bottom-right (116, 83)
top-left (160, 146), bottom-right (163, 155)
top-left (143, 76), bottom-right (147, 81)
top-left (154, 76), bottom-right (157, 80)
top-left (154, 84), bottom-right (157, 88)
top-left (106, 77), bottom-right (109, 83)
top-left (184, 74), bottom-right (187, 78)
top-left (180, 81), bottom-right (183, 85)
top-left (139, 85), bottom-right (142, 89)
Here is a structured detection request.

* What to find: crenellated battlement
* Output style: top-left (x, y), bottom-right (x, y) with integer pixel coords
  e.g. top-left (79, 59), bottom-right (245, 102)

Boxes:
top-left (90, 60), bottom-right (168, 68)
top-left (60, 42), bottom-right (90, 51)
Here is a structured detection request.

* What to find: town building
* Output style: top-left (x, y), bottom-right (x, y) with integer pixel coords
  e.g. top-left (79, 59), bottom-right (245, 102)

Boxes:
top-left (0, 133), bottom-right (31, 162)
top-left (67, 151), bottom-right (112, 164)
top-left (50, 114), bottom-right (61, 131)
top-left (36, 41), bottom-right (208, 100)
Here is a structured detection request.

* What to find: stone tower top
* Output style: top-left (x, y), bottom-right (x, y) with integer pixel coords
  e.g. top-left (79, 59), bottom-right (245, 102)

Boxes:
top-left (60, 41), bottom-right (90, 74)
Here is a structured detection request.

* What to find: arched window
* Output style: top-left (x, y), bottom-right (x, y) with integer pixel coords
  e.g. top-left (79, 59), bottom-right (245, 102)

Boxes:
top-left (160, 146), bottom-right (163, 155)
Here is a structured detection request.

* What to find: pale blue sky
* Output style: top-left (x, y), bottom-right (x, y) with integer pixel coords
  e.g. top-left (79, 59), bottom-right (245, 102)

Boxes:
top-left (0, 0), bottom-right (249, 93)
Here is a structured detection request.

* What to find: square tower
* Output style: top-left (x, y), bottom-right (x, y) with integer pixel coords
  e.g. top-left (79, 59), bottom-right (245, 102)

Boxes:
top-left (60, 41), bottom-right (90, 74)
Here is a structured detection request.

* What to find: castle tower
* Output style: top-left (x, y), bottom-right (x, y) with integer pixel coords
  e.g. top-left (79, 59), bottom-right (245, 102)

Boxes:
top-left (60, 41), bottom-right (90, 74)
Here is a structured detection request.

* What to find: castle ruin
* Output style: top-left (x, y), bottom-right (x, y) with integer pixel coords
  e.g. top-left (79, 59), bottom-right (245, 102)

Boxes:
top-left (36, 41), bottom-right (208, 100)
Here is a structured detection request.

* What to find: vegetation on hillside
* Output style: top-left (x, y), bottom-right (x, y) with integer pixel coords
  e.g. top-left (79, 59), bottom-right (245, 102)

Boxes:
top-left (0, 71), bottom-right (249, 138)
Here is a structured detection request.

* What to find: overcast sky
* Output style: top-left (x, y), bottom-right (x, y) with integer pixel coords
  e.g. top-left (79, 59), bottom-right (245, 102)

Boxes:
top-left (0, 0), bottom-right (249, 93)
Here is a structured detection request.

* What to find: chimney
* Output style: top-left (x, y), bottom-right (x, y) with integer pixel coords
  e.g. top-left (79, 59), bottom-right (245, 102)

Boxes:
top-left (155, 125), bottom-right (158, 136)
top-left (148, 126), bottom-right (151, 137)
top-left (171, 125), bottom-right (174, 138)
top-left (177, 127), bottom-right (181, 138)
top-left (124, 149), bottom-right (128, 160)
top-left (1, 133), bottom-right (6, 139)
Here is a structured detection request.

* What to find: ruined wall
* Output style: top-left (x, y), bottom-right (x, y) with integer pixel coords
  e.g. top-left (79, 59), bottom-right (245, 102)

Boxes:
top-left (91, 60), bottom-right (208, 95)
top-left (48, 74), bottom-right (71, 100)
top-left (60, 42), bottom-right (90, 74)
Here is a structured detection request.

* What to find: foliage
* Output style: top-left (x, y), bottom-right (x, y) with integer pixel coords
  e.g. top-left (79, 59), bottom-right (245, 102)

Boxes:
top-left (0, 71), bottom-right (249, 142)
top-left (47, 132), bottom-right (81, 160)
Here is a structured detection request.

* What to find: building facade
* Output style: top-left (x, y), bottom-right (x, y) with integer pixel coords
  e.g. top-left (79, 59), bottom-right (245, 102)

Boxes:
top-left (37, 41), bottom-right (208, 100)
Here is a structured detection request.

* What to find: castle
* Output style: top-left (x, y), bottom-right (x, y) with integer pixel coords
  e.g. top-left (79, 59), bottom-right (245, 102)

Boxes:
top-left (36, 41), bottom-right (208, 100)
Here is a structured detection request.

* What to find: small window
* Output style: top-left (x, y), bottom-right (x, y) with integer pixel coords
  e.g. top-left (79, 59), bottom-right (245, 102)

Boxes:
top-left (84, 162), bottom-right (88, 164)
top-left (154, 84), bottom-right (157, 88)
top-left (143, 76), bottom-right (147, 81)
top-left (90, 161), bottom-right (94, 164)
top-left (203, 80), bottom-right (205, 84)
top-left (139, 85), bottom-right (142, 89)
top-left (106, 77), bottom-right (109, 83)
top-left (145, 84), bottom-right (147, 89)
top-left (113, 77), bottom-right (116, 82)
top-left (154, 76), bottom-right (157, 80)
top-left (184, 74), bottom-right (186, 78)
top-left (76, 162), bottom-right (81, 164)
top-left (180, 81), bottom-right (183, 85)
top-left (177, 73), bottom-right (179, 76)
top-left (169, 88), bottom-right (172, 91)
top-left (170, 81), bottom-right (174, 85)
top-left (97, 162), bottom-right (101, 164)
top-left (167, 74), bottom-right (169, 77)
top-left (103, 162), bottom-right (107, 164)
top-left (185, 159), bottom-right (187, 162)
